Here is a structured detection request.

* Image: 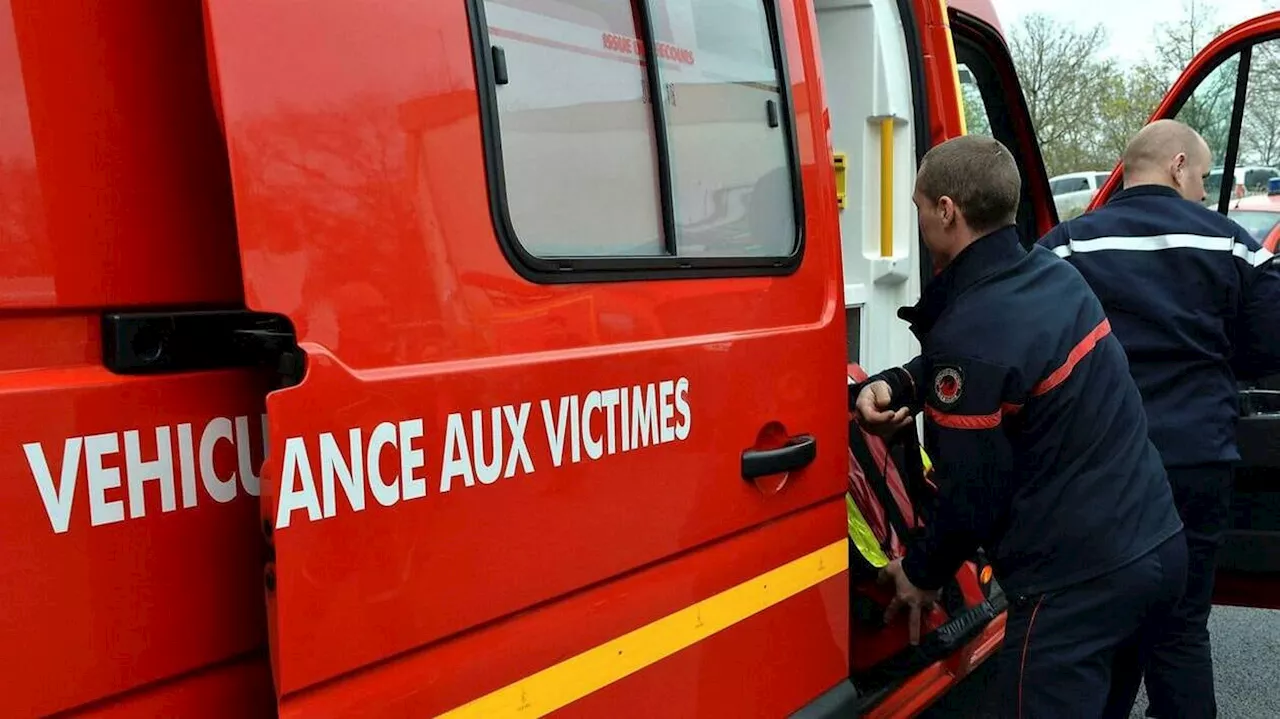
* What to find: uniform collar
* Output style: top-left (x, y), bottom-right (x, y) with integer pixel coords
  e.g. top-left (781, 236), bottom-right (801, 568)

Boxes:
top-left (1108, 184), bottom-right (1183, 204)
top-left (897, 225), bottom-right (1025, 338)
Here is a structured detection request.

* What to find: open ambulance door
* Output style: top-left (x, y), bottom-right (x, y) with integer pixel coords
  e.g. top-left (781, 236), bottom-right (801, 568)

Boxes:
top-left (203, 0), bottom-right (853, 716)
top-left (945, 1), bottom-right (1057, 244)
top-left (1083, 12), bottom-right (1280, 611)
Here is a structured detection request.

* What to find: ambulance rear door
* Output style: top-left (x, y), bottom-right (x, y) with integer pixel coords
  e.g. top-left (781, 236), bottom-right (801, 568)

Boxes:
top-left (1085, 11), bottom-right (1280, 610)
top-left (202, 0), bottom-right (853, 714)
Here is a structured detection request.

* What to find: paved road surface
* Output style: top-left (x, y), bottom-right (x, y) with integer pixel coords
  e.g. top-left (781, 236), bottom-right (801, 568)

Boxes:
top-left (918, 606), bottom-right (1280, 718)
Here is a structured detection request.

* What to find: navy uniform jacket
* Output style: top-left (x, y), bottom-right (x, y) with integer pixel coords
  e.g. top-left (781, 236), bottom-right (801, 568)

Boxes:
top-left (1039, 185), bottom-right (1280, 468)
top-left (864, 226), bottom-right (1182, 595)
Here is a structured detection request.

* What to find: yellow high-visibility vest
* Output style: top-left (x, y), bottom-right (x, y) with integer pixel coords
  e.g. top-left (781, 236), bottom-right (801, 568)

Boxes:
top-left (846, 447), bottom-right (934, 566)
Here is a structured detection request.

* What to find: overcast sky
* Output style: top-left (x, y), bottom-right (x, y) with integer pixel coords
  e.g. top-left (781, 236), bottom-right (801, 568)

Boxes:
top-left (990, 0), bottom-right (1278, 66)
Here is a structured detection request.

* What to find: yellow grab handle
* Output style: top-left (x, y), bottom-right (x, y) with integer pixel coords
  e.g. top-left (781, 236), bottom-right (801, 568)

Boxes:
top-left (880, 116), bottom-right (894, 258)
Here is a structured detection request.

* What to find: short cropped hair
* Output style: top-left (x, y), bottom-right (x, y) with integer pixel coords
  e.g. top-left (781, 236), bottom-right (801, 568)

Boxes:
top-left (916, 135), bottom-right (1021, 233)
top-left (1121, 119), bottom-right (1208, 181)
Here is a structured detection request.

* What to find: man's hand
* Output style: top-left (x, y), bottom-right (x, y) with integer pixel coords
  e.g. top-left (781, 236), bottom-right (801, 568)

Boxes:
top-left (855, 380), bottom-right (914, 437)
top-left (880, 559), bottom-right (940, 645)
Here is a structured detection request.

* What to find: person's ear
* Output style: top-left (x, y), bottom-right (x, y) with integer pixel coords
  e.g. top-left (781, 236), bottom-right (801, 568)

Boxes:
top-left (937, 196), bottom-right (957, 228)
top-left (1173, 152), bottom-right (1188, 182)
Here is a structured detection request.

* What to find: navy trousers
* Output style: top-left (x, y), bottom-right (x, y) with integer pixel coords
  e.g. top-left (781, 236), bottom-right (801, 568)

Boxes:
top-left (1141, 463), bottom-right (1233, 718)
top-left (997, 532), bottom-right (1188, 718)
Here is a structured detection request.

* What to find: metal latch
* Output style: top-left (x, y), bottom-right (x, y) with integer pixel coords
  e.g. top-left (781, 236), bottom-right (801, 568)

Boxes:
top-left (102, 309), bottom-right (304, 388)
top-left (833, 151), bottom-right (848, 209)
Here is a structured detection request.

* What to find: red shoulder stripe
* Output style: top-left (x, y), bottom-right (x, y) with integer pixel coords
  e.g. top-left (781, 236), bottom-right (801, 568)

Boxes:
top-left (1032, 319), bottom-right (1112, 397)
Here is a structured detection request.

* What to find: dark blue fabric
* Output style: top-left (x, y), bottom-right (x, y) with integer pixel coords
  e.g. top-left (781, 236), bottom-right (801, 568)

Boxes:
top-left (997, 532), bottom-right (1188, 719)
top-left (890, 226), bottom-right (1182, 595)
top-left (1140, 463), bottom-right (1233, 719)
top-left (1038, 185), bottom-right (1280, 467)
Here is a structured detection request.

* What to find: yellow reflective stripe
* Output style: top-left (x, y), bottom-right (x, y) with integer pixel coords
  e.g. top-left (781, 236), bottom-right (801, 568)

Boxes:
top-left (436, 540), bottom-right (848, 719)
top-left (847, 494), bottom-right (889, 568)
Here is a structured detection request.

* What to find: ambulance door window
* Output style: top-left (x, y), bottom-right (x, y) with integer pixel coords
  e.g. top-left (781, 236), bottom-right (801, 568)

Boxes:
top-left (1193, 37), bottom-right (1280, 239)
top-left (480, 0), bottom-right (665, 258)
top-left (473, 0), bottom-right (803, 278)
top-left (1235, 40), bottom-right (1280, 198)
top-left (952, 38), bottom-right (1043, 241)
top-left (1174, 37), bottom-right (1280, 216)
top-left (1172, 51), bottom-right (1242, 212)
top-left (958, 64), bottom-right (995, 139)
top-left (669, 0), bottom-right (797, 258)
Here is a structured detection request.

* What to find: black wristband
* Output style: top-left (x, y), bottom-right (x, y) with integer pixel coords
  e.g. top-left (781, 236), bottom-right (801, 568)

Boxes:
top-left (865, 366), bottom-right (915, 412)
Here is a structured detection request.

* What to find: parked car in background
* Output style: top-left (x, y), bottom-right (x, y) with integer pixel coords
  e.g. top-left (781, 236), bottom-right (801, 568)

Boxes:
top-left (1229, 178), bottom-right (1280, 251)
top-left (1207, 165), bottom-right (1280, 203)
top-left (1050, 171), bottom-right (1111, 220)
top-left (1050, 171), bottom-right (1111, 196)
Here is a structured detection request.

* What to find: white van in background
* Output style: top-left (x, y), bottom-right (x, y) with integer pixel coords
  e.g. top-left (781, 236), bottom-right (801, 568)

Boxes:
top-left (1050, 171), bottom-right (1110, 219)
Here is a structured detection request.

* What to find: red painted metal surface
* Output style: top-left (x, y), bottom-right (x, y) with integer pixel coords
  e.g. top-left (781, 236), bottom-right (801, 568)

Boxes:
top-left (561, 573), bottom-right (850, 719)
top-left (6, 0), bottom-right (1214, 712)
top-left (0, 0), bottom-right (242, 310)
top-left (64, 655), bottom-right (276, 719)
top-left (277, 501), bottom-right (846, 717)
top-left (0, 1), bottom-right (272, 716)
top-left (1214, 572), bottom-right (1280, 611)
top-left (202, 0), bottom-right (850, 709)
top-left (0, 368), bottom-right (273, 718)
top-left (912, 0), bottom-right (967, 149)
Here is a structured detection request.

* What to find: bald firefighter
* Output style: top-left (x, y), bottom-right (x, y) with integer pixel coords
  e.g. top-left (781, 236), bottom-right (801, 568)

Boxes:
top-left (1039, 119), bottom-right (1280, 719)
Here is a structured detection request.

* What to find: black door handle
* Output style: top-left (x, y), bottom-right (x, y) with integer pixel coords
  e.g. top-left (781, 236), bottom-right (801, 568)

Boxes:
top-left (741, 435), bottom-right (817, 480)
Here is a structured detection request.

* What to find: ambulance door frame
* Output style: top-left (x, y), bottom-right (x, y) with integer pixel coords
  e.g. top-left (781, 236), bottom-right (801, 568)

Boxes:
top-left (947, 9), bottom-right (1057, 244)
top-left (1089, 19), bottom-right (1280, 213)
top-left (900, 0), bottom-right (934, 292)
top-left (797, 0), bottom-right (951, 712)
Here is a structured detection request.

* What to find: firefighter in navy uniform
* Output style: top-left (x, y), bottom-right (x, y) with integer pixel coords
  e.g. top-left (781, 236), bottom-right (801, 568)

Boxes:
top-left (854, 135), bottom-right (1186, 718)
top-left (1038, 119), bottom-right (1280, 719)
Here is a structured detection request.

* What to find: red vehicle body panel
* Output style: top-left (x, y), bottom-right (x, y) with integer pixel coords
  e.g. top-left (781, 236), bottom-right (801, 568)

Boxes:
top-left (1227, 194), bottom-right (1280, 252)
top-left (201, 0), bottom-right (850, 714)
top-left (0, 1), bottom-right (272, 716)
top-left (19, 0), bottom-right (1268, 716)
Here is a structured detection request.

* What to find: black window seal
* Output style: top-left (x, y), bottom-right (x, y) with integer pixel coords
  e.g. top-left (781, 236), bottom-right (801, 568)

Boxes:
top-left (633, 0), bottom-right (679, 255)
top-left (892, 0), bottom-right (934, 291)
top-left (1217, 44), bottom-right (1252, 215)
top-left (465, 0), bottom-right (807, 284)
top-left (950, 10), bottom-right (1059, 245)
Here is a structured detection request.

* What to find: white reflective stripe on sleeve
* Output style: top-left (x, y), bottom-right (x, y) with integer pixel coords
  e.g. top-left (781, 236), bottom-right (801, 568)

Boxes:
top-left (1235, 243), bottom-right (1275, 267)
top-left (1055, 233), bottom-right (1274, 267)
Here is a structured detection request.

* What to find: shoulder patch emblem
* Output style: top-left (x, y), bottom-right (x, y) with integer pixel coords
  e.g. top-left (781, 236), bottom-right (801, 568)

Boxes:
top-left (933, 366), bottom-right (963, 407)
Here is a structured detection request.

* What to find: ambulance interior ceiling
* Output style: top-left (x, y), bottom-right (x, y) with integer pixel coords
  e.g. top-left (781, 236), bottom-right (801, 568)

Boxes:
top-left (813, 0), bottom-right (923, 374)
